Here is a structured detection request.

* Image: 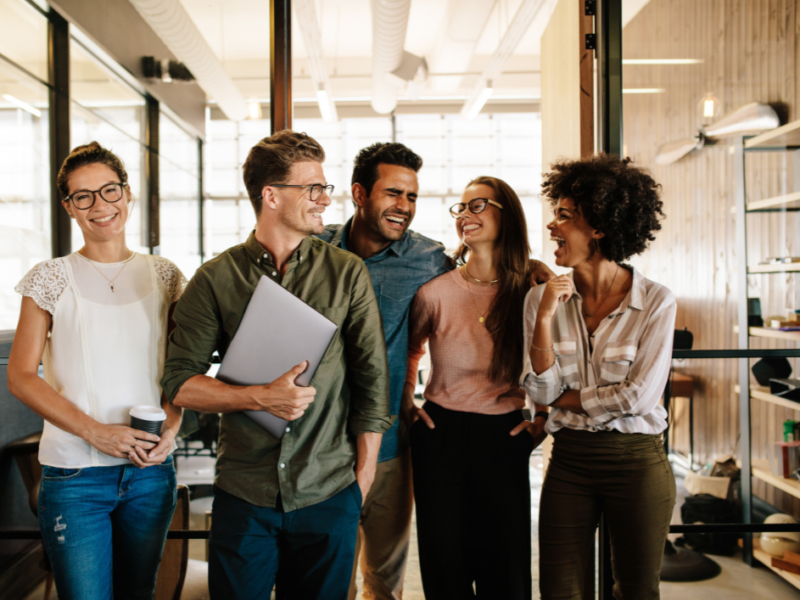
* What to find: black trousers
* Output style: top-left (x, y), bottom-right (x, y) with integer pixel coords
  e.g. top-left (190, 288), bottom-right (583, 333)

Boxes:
top-left (410, 401), bottom-right (535, 600)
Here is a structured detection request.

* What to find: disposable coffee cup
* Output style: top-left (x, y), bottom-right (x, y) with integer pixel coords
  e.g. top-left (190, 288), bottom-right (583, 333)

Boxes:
top-left (129, 405), bottom-right (167, 437)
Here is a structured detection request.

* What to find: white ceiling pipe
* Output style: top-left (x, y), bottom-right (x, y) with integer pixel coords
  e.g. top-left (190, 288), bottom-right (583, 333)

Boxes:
top-left (371, 0), bottom-right (412, 114)
top-left (428, 0), bottom-right (496, 93)
top-left (294, 0), bottom-right (338, 122)
top-left (461, 0), bottom-right (548, 118)
top-left (128, 0), bottom-right (248, 121)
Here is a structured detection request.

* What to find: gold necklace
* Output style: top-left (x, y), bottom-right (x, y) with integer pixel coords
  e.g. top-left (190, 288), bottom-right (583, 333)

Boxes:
top-left (80, 251), bottom-right (135, 293)
top-left (464, 265), bottom-right (499, 284)
top-left (462, 266), bottom-right (492, 323)
top-left (582, 264), bottom-right (619, 318)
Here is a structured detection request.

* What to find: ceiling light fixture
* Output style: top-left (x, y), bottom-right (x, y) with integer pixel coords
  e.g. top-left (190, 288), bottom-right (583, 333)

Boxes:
top-left (622, 59), bottom-right (702, 65)
top-left (317, 84), bottom-right (334, 123)
top-left (466, 81), bottom-right (493, 119)
top-left (248, 101), bottom-right (262, 120)
top-left (2, 94), bottom-right (41, 117)
top-left (622, 88), bottom-right (666, 94)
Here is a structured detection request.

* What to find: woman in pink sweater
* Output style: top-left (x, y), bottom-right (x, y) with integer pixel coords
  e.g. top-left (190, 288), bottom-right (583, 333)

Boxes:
top-left (401, 176), bottom-right (548, 600)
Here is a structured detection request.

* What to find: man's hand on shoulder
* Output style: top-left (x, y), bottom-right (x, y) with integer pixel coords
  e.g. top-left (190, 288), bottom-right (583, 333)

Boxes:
top-left (251, 361), bottom-right (316, 420)
top-left (529, 259), bottom-right (556, 286)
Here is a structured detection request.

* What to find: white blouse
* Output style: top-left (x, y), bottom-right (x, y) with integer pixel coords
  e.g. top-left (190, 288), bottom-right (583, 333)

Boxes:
top-left (15, 252), bottom-right (186, 468)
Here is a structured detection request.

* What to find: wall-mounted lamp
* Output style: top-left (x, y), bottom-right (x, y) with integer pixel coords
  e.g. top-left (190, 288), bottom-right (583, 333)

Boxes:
top-left (698, 92), bottom-right (721, 125)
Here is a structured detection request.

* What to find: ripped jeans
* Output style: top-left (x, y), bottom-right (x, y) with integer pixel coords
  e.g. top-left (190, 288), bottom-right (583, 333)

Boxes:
top-left (38, 457), bottom-right (177, 600)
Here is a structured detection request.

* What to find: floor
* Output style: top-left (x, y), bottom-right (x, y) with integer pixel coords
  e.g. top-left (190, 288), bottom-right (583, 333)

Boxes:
top-left (21, 453), bottom-right (800, 600)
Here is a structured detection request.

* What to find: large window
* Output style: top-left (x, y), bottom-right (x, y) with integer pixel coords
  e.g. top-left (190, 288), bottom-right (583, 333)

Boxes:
top-left (203, 112), bottom-right (543, 258)
top-left (70, 38), bottom-right (147, 253)
top-left (0, 0), bottom-right (49, 330)
top-left (159, 112), bottom-right (201, 277)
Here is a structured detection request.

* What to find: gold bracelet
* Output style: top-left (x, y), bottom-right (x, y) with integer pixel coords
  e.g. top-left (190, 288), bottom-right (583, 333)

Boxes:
top-left (531, 342), bottom-right (554, 352)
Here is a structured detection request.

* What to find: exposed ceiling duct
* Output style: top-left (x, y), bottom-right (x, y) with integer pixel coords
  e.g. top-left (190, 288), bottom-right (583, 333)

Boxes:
top-left (461, 0), bottom-right (549, 118)
top-left (371, 0), bottom-right (412, 114)
top-left (427, 0), bottom-right (496, 93)
top-left (128, 0), bottom-right (248, 121)
top-left (294, 0), bottom-right (338, 122)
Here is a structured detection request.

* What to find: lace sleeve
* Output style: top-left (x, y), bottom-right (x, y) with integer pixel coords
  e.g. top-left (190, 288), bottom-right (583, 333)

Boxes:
top-left (152, 256), bottom-right (189, 303)
top-left (14, 259), bottom-right (69, 315)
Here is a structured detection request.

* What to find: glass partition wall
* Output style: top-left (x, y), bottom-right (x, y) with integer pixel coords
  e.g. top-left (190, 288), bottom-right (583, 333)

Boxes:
top-left (0, 0), bottom-right (50, 330)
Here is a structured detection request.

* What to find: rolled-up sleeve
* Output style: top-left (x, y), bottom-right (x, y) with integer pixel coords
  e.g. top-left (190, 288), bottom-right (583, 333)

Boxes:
top-left (580, 296), bottom-right (677, 426)
top-left (520, 287), bottom-right (564, 404)
top-left (161, 270), bottom-right (221, 403)
top-left (345, 262), bottom-right (393, 434)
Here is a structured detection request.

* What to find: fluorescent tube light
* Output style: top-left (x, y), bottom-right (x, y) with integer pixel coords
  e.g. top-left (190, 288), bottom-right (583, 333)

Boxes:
top-left (248, 101), bottom-right (262, 120)
top-left (622, 59), bottom-right (702, 65)
top-left (3, 94), bottom-right (42, 117)
top-left (317, 85), bottom-right (334, 123)
top-left (622, 88), bottom-right (665, 94)
top-left (466, 81), bottom-right (493, 119)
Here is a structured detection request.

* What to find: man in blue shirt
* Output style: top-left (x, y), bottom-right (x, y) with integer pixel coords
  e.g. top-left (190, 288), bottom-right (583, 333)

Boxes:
top-left (318, 143), bottom-right (554, 600)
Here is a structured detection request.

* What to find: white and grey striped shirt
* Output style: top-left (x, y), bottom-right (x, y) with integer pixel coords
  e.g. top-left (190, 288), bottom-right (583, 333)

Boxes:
top-left (521, 266), bottom-right (677, 435)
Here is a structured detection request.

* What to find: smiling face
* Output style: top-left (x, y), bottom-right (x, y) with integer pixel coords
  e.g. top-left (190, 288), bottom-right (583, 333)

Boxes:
top-left (354, 163), bottom-right (418, 243)
top-left (63, 162), bottom-right (131, 244)
top-left (272, 160), bottom-right (331, 236)
top-left (456, 184), bottom-right (502, 249)
top-left (547, 197), bottom-right (603, 267)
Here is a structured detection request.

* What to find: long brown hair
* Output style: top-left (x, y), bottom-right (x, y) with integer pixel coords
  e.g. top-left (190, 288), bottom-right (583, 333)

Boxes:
top-left (454, 176), bottom-right (532, 385)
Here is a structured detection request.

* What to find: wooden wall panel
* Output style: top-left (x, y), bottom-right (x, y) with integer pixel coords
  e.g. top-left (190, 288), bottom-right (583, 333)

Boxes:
top-left (623, 0), bottom-right (800, 513)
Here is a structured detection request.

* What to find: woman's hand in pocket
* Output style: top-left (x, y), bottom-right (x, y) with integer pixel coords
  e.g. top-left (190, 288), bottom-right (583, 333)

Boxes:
top-left (400, 382), bottom-right (435, 431)
top-left (510, 419), bottom-right (547, 450)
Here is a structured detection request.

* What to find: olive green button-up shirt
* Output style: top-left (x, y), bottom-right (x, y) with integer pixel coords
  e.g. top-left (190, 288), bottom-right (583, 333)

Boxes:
top-left (161, 232), bottom-right (392, 511)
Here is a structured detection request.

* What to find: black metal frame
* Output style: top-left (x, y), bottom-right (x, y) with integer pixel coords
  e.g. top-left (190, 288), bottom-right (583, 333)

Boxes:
top-left (48, 9), bottom-right (71, 258)
top-left (145, 97), bottom-right (160, 254)
top-left (270, 0), bottom-right (292, 133)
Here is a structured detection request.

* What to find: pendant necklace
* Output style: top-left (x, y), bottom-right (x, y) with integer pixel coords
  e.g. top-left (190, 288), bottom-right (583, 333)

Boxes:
top-left (462, 265), bottom-right (494, 323)
top-left (464, 266), bottom-right (499, 284)
top-left (80, 251), bottom-right (135, 293)
top-left (582, 264), bottom-right (619, 318)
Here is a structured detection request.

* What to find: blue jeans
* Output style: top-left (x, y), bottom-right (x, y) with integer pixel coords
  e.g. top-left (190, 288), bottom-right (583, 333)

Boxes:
top-left (38, 457), bottom-right (177, 600)
top-left (209, 481), bottom-right (362, 600)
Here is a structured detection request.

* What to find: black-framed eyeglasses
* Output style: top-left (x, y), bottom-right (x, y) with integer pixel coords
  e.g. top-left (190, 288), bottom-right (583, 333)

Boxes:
top-left (449, 198), bottom-right (503, 219)
top-left (64, 182), bottom-right (127, 210)
top-left (257, 183), bottom-right (334, 202)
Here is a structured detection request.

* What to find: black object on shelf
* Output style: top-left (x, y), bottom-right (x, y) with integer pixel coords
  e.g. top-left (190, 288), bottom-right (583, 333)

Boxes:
top-left (752, 357), bottom-right (792, 387)
top-left (674, 327), bottom-right (693, 350)
top-left (771, 378), bottom-right (800, 401)
top-left (748, 298), bottom-right (764, 327)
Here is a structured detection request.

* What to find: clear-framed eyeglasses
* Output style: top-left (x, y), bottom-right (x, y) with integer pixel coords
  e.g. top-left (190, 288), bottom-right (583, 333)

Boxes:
top-left (449, 197), bottom-right (504, 219)
top-left (257, 183), bottom-right (335, 202)
top-left (64, 182), bottom-right (127, 210)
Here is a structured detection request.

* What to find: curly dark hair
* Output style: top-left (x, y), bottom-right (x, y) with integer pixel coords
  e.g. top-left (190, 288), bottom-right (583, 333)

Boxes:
top-left (541, 154), bottom-right (665, 263)
top-left (351, 142), bottom-right (423, 196)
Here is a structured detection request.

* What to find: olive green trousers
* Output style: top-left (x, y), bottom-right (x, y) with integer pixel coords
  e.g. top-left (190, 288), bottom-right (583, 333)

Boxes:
top-left (539, 428), bottom-right (676, 600)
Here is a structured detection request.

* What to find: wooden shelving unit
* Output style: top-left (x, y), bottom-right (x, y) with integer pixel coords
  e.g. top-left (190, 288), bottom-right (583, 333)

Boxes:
top-left (752, 459), bottom-right (800, 499)
top-left (734, 386), bottom-right (800, 412)
top-left (753, 547), bottom-right (800, 590)
top-left (749, 327), bottom-right (800, 341)
top-left (748, 263), bottom-right (800, 274)
top-left (746, 120), bottom-right (800, 149)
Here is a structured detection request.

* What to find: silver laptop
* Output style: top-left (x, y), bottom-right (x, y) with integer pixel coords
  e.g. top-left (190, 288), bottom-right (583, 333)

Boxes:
top-left (216, 275), bottom-right (339, 438)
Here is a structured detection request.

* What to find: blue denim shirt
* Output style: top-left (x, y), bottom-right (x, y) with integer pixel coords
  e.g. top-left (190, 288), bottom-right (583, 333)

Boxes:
top-left (317, 219), bottom-right (452, 462)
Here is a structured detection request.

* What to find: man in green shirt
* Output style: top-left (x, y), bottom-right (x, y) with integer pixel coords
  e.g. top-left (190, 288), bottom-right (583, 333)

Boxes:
top-left (161, 130), bottom-right (392, 600)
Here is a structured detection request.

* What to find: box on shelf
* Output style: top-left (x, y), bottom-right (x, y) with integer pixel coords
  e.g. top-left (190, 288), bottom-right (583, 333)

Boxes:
top-left (770, 441), bottom-right (800, 478)
top-left (772, 379), bottom-right (800, 402)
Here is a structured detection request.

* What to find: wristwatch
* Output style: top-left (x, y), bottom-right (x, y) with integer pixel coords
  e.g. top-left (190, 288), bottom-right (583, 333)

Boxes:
top-left (533, 411), bottom-right (549, 421)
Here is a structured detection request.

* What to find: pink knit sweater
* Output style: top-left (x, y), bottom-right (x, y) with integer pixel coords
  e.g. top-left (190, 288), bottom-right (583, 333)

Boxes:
top-left (405, 269), bottom-right (526, 415)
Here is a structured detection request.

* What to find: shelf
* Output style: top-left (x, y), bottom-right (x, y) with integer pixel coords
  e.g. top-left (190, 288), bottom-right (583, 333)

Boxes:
top-left (748, 263), bottom-right (800, 274)
top-left (749, 327), bottom-right (800, 341)
top-left (731, 190), bottom-right (800, 213)
top-left (746, 120), bottom-right (800, 149)
top-left (752, 459), bottom-right (800, 499)
top-left (753, 547), bottom-right (800, 590)
top-left (752, 389), bottom-right (800, 412)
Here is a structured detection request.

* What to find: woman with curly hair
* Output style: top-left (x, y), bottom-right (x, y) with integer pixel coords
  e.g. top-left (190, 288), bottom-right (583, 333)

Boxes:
top-left (523, 154), bottom-right (676, 599)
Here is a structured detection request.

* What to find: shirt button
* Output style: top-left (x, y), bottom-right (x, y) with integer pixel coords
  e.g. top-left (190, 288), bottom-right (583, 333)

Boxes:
top-left (272, 271), bottom-right (277, 276)
top-left (263, 253), bottom-right (268, 259)
top-left (280, 463), bottom-right (286, 468)
top-left (285, 427), bottom-right (291, 432)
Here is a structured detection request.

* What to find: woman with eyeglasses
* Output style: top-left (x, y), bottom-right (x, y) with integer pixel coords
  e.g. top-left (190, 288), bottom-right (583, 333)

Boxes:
top-left (401, 176), bottom-right (549, 600)
top-left (525, 155), bottom-right (676, 599)
top-left (8, 142), bottom-right (185, 599)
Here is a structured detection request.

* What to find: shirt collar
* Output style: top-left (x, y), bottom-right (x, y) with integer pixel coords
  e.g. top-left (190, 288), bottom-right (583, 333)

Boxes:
top-left (331, 217), bottom-right (407, 258)
top-left (244, 230), bottom-right (313, 266)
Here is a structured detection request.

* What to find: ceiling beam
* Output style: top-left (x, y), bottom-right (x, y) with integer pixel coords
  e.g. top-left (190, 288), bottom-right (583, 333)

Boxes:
top-left (293, 0), bottom-right (337, 122)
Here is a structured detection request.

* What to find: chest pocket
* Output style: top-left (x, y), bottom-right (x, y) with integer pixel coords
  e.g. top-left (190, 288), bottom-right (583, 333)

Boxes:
top-left (554, 337), bottom-right (579, 382)
top-left (599, 341), bottom-right (637, 383)
top-left (378, 284), bottom-right (415, 326)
